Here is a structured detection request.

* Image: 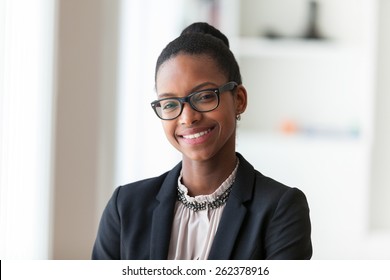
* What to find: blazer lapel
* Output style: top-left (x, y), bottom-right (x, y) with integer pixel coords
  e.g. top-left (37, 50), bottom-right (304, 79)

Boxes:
top-left (208, 153), bottom-right (255, 259)
top-left (208, 193), bottom-right (247, 259)
top-left (150, 162), bottom-right (182, 259)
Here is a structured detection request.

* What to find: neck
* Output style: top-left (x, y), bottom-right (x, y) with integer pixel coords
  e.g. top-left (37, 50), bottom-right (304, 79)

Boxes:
top-left (181, 151), bottom-right (237, 196)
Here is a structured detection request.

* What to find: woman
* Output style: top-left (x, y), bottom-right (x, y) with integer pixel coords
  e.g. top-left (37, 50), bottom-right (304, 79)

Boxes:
top-left (92, 22), bottom-right (312, 260)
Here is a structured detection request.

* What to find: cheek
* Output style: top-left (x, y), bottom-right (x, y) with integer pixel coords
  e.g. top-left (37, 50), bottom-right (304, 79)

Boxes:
top-left (220, 108), bottom-right (237, 135)
top-left (162, 122), bottom-right (177, 142)
top-left (220, 103), bottom-right (237, 125)
top-left (225, 115), bottom-right (237, 134)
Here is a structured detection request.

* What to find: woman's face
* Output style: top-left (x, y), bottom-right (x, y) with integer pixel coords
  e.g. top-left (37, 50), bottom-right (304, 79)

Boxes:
top-left (155, 54), bottom-right (247, 162)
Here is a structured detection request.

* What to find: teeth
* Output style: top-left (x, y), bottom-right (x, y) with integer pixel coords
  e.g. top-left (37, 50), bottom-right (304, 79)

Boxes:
top-left (183, 129), bottom-right (211, 139)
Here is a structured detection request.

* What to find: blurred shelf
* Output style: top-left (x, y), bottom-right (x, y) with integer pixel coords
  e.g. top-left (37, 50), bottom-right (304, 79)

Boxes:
top-left (230, 37), bottom-right (362, 59)
top-left (217, 0), bottom-right (378, 259)
top-left (237, 130), bottom-right (366, 149)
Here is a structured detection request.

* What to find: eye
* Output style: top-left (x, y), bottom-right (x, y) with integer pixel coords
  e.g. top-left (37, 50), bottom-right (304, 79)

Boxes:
top-left (161, 100), bottom-right (180, 111)
top-left (193, 91), bottom-right (217, 103)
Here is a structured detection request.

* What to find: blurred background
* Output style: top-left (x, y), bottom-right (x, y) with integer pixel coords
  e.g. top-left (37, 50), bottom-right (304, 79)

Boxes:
top-left (0, 0), bottom-right (389, 259)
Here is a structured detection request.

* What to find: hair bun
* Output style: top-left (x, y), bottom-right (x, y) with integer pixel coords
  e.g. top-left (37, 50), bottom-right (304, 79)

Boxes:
top-left (180, 22), bottom-right (229, 48)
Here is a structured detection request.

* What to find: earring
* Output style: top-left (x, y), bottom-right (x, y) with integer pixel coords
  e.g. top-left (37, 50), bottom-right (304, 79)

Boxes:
top-left (236, 114), bottom-right (241, 121)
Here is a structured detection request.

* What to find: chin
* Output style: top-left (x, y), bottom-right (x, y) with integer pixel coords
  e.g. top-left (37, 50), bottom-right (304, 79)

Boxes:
top-left (183, 149), bottom-right (217, 162)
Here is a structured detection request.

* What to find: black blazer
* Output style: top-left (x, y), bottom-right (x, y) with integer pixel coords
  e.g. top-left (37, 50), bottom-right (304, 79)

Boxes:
top-left (92, 153), bottom-right (312, 259)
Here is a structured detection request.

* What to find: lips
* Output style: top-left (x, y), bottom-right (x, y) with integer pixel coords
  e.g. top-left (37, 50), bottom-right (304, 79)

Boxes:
top-left (182, 128), bottom-right (212, 139)
top-left (178, 127), bottom-right (215, 144)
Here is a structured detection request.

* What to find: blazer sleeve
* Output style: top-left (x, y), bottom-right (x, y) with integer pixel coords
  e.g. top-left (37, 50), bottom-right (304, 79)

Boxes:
top-left (92, 187), bottom-right (121, 260)
top-left (264, 187), bottom-right (312, 260)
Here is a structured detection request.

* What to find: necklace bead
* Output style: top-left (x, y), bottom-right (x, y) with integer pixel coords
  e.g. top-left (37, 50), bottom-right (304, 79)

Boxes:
top-left (176, 180), bottom-right (234, 212)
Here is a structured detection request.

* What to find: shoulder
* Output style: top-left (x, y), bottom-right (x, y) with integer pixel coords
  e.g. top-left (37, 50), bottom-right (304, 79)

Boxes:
top-left (236, 153), bottom-right (308, 210)
top-left (112, 171), bottom-right (169, 207)
top-left (236, 152), bottom-right (292, 196)
top-left (111, 161), bottom-right (182, 210)
top-left (255, 170), bottom-right (304, 198)
top-left (254, 170), bottom-right (309, 209)
top-left (118, 172), bottom-right (169, 195)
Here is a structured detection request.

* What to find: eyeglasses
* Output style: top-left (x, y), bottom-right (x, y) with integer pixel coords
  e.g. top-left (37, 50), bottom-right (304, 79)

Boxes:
top-left (151, 81), bottom-right (238, 120)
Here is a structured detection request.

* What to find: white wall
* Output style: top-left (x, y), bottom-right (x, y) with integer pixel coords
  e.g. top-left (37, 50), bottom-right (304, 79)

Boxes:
top-left (370, 0), bottom-right (390, 231)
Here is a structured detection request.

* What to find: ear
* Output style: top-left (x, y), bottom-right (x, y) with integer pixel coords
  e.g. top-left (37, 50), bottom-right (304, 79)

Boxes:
top-left (235, 84), bottom-right (248, 116)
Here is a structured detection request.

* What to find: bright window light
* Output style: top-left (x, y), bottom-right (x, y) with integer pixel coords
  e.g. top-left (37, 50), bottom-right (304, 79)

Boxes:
top-left (0, 0), bottom-right (56, 259)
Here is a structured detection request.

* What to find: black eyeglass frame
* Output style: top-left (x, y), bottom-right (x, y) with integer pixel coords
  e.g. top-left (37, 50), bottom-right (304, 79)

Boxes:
top-left (151, 81), bottom-right (238, 120)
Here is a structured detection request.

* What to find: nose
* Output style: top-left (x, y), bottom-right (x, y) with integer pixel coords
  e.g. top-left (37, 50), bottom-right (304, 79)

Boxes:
top-left (178, 103), bottom-right (201, 126)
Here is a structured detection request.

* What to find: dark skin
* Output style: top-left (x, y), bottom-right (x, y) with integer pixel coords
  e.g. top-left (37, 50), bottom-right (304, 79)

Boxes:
top-left (156, 54), bottom-right (247, 196)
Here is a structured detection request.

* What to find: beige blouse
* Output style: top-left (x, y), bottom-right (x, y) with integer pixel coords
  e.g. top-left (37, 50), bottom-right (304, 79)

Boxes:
top-left (167, 161), bottom-right (239, 260)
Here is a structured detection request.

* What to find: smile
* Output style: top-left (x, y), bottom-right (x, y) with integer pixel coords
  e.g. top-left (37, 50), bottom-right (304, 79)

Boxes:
top-left (182, 129), bottom-right (212, 140)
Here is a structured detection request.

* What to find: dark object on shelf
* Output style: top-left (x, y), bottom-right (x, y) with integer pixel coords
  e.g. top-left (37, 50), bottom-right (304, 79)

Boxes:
top-left (303, 0), bottom-right (324, 39)
top-left (263, 28), bottom-right (282, 39)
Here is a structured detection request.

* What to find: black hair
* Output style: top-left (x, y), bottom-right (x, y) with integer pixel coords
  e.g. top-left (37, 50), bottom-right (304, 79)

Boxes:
top-left (155, 22), bottom-right (242, 85)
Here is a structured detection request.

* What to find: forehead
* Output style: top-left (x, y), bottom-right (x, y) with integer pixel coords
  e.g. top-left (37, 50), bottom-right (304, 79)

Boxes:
top-left (156, 54), bottom-right (225, 91)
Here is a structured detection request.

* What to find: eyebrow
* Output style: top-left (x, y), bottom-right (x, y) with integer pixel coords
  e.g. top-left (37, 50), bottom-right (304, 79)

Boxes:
top-left (157, 82), bottom-right (218, 99)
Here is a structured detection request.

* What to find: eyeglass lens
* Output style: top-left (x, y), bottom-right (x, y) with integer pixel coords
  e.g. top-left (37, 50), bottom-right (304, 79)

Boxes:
top-left (154, 90), bottom-right (219, 120)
